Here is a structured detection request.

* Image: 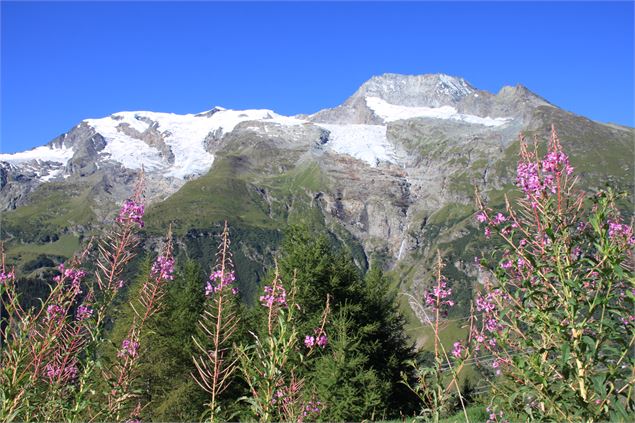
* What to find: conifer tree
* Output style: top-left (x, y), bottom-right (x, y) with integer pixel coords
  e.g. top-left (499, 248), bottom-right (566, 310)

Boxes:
top-left (274, 224), bottom-right (418, 417)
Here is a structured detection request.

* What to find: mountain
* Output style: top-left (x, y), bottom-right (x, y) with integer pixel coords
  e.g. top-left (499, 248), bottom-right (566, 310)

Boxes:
top-left (1, 73), bottom-right (633, 321)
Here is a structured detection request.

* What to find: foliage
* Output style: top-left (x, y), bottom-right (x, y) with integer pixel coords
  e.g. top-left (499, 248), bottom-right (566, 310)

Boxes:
top-left (473, 127), bottom-right (635, 421)
top-left (0, 175), bottom-right (175, 421)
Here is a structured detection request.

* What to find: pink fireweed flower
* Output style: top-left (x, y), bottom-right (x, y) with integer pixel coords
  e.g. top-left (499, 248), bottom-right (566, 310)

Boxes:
top-left (151, 256), bottom-right (174, 281)
top-left (542, 150), bottom-right (573, 175)
top-left (44, 363), bottom-right (79, 383)
top-left (259, 283), bottom-right (287, 308)
top-left (304, 335), bottom-right (315, 348)
top-left (205, 270), bottom-right (237, 296)
top-left (476, 294), bottom-right (497, 314)
top-left (0, 270), bottom-right (14, 284)
top-left (316, 334), bottom-right (328, 348)
top-left (607, 220), bottom-right (635, 245)
top-left (451, 341), bottom-right (464, 358)
top-left (492, 213), bottom-right (507, 225)
top-left (76, 305), bottom-right (93, 321)
top-left (116, 199), bottom-right (145, 228)
top-left (424, 279), bottom-right (454, 309)
top-left (484, 227), bottom-right (491, 239)
top-left (118, 338), bottom-right (140, 358)
top-left (475, 212), bottom-right (487, 223)
top-left (46, 304), bottom-right (64, 321)
top-left (516, 161), bottom-right (542, 196)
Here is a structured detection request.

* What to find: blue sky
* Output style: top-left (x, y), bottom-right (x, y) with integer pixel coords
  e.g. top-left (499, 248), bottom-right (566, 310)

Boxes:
top-left (1, 1), bottom-right (633, 153)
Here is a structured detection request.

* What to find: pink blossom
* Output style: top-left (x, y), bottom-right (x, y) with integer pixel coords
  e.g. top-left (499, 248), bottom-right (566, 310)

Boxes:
top-left (304, 335), bottom-right (315, 348)
top-left (0, 271), bottom-right (14, 284)
top-left (475, 212), bottom-right (487, 223)
top-left (316, 335), bottom-right (328, 348)
top-left (259, 283), bottom-right (287, 308)
top-left (151, 256), bottom-right (174, 281)
top-left (451, 341), bottom-right (463, 358)
top-left (118, 338), bottom-right (140, 358)
top-left (76, 305), bottom-right (93, 321)
top-left (484, 227), bottom-right (491, 239)
top-left (116, 199), bottom-right (145, 228)
top-left (46, 304), bottom-right (64, 321)
top-left (493, 213), bottom-right (507, 225)
top-left (206, 270), bottom-right (237, 297)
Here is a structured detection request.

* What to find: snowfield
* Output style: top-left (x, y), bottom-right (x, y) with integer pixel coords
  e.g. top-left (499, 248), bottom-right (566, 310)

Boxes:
top-left (365, 96), bottom-right (511, 127)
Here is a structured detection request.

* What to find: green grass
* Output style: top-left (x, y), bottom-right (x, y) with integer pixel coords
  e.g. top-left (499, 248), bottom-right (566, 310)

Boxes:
top-left (145, 155), bottom-right (275, 235)
top-left (8, 234), bottom-right (80, 258)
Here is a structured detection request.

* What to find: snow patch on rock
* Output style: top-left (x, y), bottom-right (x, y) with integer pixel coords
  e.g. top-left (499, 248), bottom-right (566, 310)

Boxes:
top-left (365, 96), bottom-right (510, 127)
top-left (318, 123), bottom-right (397, 167)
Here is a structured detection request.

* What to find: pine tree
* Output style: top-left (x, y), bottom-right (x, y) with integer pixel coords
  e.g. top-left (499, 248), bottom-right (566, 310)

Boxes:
top-left (274, 224), bottom-right (419, 418)
top-left (140, 259), bottom-right (207, 421)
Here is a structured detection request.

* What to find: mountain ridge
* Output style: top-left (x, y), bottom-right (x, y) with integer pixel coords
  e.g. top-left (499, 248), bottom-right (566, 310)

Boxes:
top-left (1, 72), bottom-right (633, 323)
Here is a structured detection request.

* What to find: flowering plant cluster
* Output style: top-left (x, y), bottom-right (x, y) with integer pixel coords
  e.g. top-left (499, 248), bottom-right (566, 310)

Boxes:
top-left (0, 176), bottom-right (178, 422)
top-left (473, 127), bottom-right (635, 420)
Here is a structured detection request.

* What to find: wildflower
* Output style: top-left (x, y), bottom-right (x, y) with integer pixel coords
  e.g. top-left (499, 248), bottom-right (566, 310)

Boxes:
top-left (484, 227), bottom-right (491, 239)
top-left (116, 199), bottom-right (145, 228)
top-left (47, 304), bottom-right (64, 321)
top-left (493, 213), bottom-right (507, 225)
top-left (424, 278), bottom-right (454, 309)
top-left (44, 363), bottom-right (79, 383)
top-left (118, 338), bottom-right (140, 358)
top-left (259, 283), bottom-right (287, 308)
top-left (76, 304), bottom-right (93, 320)
top-left (0, 270), bottom-right (15, 284)
top-left (316, 334), bottom-right (328, 348)
top-left (475, 212), bottom-right (487, 223)
top-left (451, 341), bottom-right (463, 358)
top-left (304, 335), bottom-right (315, 348)
top-left (205, 270), bottom-right (237, 296)
top-left (516, 161), bottom-right (541, 196)
top-left (151, 256), bottom-right (174, 281)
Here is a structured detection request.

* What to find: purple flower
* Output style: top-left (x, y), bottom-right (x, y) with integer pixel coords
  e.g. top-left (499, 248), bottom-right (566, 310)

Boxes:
top-left (47, 304), bottom-right (64, 321)
top-left (475, 212), bottom-right (487, 223)
top-left (316, 335), bottom-right (328, 348)
top-left (118, 338), bottom-right (140, 358)
top-left (0, 270), bottom-right (15, 284)
top-left (76, 305), bottom-right (93, 321)
top-left (304, 335), bottom-right (315, 348)
top-left (259, 283), bottom-right (287, 308)
top-left (492, 213), bottom-right (507, 225)
top-left (205, 270), bottom-right (237, 297)
top-left (116, 199), bottom-right (145, 228)
top-left (484, 227), bottom-right (491, 239)
top-left (451, 341), bottom-right (463, 358)
top-left (424, 279), bottom-right (454, 310)
top-left (151, 256), bottom-right (174, 281)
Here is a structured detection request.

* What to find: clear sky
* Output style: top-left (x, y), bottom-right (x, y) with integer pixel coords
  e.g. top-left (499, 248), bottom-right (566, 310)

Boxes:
top-left (1, 1), bottom-right (633, 153)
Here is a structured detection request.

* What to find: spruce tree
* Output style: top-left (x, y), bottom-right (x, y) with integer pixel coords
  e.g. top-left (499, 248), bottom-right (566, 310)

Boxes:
top-left (274, 224), bottom-right (419, 418)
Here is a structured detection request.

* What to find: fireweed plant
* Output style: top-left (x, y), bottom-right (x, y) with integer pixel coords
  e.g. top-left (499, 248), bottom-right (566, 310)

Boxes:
top-left (403, 253), bottom-right (473, 423)
top-left (192, 221), bottom-right (241, 422)
top-left (235, 266), bottom-right (329, 422)
top-left (473, 127), bottom-right (634, 421)
top-left (0, 175), bottom-right (174, 421)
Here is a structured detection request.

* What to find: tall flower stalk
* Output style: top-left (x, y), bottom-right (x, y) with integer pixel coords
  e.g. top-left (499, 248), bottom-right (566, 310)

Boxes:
top-left (192, 221), bottom-right (240, 422)
top-left (104, 228), bottom-right (175, 421)
top-left (403, 253), bottom-right (472, 423)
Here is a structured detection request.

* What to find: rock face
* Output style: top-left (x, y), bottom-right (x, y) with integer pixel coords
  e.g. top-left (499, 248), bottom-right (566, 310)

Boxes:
top-left (1, 73), bottom-right (633, 314)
